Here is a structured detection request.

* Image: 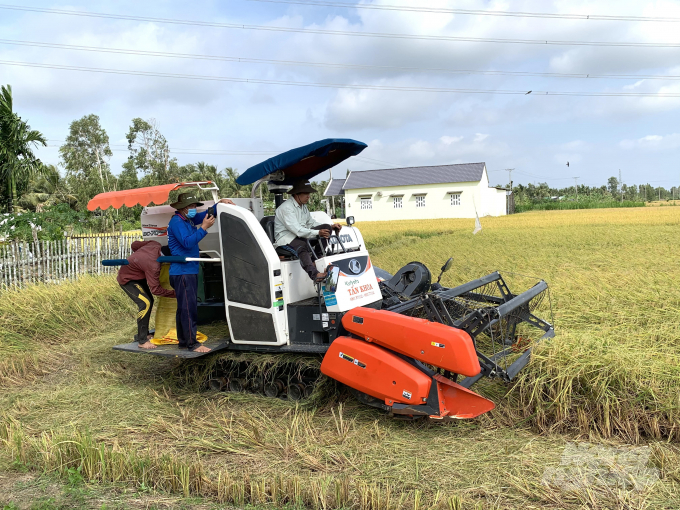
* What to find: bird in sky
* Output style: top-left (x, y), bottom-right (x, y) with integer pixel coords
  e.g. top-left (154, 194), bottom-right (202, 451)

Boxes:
top-left (526, 90), bottom-right (532, 95)
top-left (566, 162), bottom-right (570, 167)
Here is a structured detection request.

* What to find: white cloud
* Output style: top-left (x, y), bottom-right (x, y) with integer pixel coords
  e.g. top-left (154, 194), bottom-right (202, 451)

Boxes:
top-left (3, 0), bottom-right (680, 186)
top-left (620, 133), bottom-right (680, 150)
top-left (323, 86), bottom-right (439, 129)
top-left (440, 135), bottom-right (464, 144)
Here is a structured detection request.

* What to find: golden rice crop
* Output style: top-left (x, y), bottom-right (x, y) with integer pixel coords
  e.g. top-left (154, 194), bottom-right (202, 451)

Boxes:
top-left (2, 207), bottom-right (680, 509)
top-left (363, 207), bottom-right (680, 441)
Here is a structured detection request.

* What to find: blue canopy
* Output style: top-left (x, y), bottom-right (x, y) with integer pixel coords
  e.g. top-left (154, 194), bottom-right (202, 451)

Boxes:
top-left (236, 138), bottom-right (367, 186)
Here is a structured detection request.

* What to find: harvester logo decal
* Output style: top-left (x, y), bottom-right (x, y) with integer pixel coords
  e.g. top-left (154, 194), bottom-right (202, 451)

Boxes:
top-left (349, 259), bottom-right (361, 274)
top-left (336, 256), bottom-right (371, 277)
top-left (431, 342), bottom-right (445, 348)
top-left (402, 390), bottom-right (412, 400)
top-left (339, 352), bottom-right (366, 369)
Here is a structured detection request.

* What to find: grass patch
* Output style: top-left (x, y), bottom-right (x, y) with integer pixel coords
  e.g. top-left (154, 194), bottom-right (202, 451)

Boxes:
top-left (0, 276), bottom-right (134, 386)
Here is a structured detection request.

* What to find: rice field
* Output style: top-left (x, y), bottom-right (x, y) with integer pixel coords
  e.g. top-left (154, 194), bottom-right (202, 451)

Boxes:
top-left (2, 207), bottom-right (680, 509)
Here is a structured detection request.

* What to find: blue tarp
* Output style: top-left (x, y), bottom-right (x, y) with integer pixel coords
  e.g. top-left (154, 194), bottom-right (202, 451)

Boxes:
top-left (236, 138), bottom-right (367, 186)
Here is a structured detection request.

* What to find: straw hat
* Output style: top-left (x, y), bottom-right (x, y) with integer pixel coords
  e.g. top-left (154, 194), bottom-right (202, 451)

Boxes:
top-left (288, 180), bottom-right (317, 195)
top-left (170, 192), bottom-right (204, 209)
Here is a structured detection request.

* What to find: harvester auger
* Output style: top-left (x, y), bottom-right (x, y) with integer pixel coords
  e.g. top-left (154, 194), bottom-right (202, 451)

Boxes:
top-left (90, 138), bottom-right (554, 421)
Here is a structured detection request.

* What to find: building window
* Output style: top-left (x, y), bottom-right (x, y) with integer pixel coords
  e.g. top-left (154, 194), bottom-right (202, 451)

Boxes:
top-left (393, 196), bottom-right (402, 209)
top-left (450, 193), bottom-right (461, 206)
top-left (360, 197), bottom-right (372, 210)
top-left (415, 195), bottom-right (426, 208)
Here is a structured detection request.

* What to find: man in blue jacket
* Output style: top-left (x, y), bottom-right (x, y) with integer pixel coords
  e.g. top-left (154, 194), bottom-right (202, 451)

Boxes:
top-left (167, 192), bottom-right (234, 353)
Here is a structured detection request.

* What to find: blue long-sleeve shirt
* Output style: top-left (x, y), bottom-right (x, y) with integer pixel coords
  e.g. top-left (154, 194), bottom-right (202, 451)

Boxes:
top-left (167, 207), bottom-right (215, 275)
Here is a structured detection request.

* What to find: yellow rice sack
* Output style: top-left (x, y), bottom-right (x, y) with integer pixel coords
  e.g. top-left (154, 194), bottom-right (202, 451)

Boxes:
top-left (151, 264), bottom-right (207, 345)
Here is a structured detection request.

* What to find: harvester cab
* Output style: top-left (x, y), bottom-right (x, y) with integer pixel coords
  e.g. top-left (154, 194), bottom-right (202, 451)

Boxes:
top-left (90, 138), bottom-right (554, 421)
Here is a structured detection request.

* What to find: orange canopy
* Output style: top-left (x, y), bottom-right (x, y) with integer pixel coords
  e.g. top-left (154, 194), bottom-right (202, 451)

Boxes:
top-left (87, 182), bottom-right (214, 211)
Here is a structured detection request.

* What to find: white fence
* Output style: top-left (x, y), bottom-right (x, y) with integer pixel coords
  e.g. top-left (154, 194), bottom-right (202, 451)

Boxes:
top-left (0, 234), bottom-right (141, 290)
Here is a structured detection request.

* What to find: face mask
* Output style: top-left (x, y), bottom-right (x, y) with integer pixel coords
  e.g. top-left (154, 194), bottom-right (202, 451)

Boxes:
top-left (186, 208), bottom-right (197, 219)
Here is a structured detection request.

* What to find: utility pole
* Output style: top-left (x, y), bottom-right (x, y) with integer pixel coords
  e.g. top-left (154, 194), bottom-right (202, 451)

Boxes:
top-left (504, 168), bottom-right (514, 190)
top-left (573, 177), bottom-right (579, 200)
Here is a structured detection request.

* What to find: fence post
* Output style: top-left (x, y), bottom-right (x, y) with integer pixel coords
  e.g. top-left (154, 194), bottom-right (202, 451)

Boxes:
top-left (75, 237), bottom-right (80, 279)
top-left (97, 237), bottom-right (101, 275)
top-left (1, 244), bottom-right (6, 290)
top-left (21, 241), bottom-right (28, 288)
top-left (60, 238), bottom-right (65, 282)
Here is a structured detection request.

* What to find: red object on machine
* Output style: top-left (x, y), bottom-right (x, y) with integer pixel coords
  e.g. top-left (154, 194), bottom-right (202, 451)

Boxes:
top-left (321, 336), bottom-right (495, 419)
top-left (342, 308), bottom-right (481, 377)
top-left (429, 375), bottom-right (495, 419)
top-left (321, 337), bottom-right (432, 405)
top-left (87, 181), bottom-right (215, 211)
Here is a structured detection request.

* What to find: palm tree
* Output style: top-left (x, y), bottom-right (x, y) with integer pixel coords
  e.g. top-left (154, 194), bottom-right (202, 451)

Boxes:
top-left (0, 84), bottom-right (47, 212)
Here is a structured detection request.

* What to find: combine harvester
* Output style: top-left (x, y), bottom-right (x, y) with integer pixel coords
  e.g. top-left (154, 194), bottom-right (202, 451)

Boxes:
top-left (89, 139), bottom-right (554, 420)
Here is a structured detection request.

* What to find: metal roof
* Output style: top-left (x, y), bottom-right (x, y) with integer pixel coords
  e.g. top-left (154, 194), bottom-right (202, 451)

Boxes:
top-left (343, 163), bottom-right (486, 190)
top-left (324, 178), bottom-right (346, 196)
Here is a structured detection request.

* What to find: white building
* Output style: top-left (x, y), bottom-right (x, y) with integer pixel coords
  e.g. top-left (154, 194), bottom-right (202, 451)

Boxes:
top-left (324, 162), bottom-right (508, 222)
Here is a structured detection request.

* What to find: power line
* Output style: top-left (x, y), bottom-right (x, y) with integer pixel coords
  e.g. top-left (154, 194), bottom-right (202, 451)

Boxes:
top-left (247, 0), bottom-right (680, 23)
top-left (5, 59), bottom-right (680, 97)
top-left (5, 60), bottom-right (680, 99)
top-left (46, 141), bottom-right (395, 166)
top-left (4, 38), bottom-right (680, 81)
top-left (2, 4), bottom-right (680, 48)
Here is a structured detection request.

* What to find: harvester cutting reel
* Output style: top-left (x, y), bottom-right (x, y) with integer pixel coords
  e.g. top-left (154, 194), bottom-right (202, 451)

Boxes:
top-left (385, 270), bottom-right (555, 390)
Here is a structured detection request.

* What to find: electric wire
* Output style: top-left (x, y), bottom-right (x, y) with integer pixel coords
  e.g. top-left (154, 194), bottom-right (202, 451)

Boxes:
top-left (247, 0), bottom-right (680, 23)
top-left (45, 141), bottom-right (391, 167)
top-left (2, 4), bottom-right (680, 48)
top-left (4, 60), bottom-right (680, 97)
top-left (4, 38), bottom-right (680, 81)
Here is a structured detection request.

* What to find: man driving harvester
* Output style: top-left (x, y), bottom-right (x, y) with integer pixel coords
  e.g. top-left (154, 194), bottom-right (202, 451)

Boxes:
top-left (168, 192), bottom-right (234, 353)
top-left (274, 180), bottom-right (342, 283)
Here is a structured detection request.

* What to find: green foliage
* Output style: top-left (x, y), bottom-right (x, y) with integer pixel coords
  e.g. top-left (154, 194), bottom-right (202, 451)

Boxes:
top-left (16, 164), bottom-right (77, 212)
top-left (513, 178), bottom-right (677, 204)
top-left (122, 117), bottom-right (173, 186)
top-left (66, 466), bottom-right (84, 487)
top-left (60, 114), bottom-right (114, 211)
top-left (0, 203), bottom-right (90, 241)
top-left (0, 84), bottom-right (47, 213)
top-left (515, 200), bottom-right (645, 212)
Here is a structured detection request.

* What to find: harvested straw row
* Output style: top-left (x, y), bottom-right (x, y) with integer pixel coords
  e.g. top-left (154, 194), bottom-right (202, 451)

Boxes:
top-left (0, 275), bottom-right (134, 343)
top-left (0, 275), bottom-right (135, 385)
top-left (0, 419), bottom-right (470, 510)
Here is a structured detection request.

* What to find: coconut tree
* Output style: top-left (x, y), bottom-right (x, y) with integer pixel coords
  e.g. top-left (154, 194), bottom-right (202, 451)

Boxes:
top-left (0, 84), bottom-right (47, 212)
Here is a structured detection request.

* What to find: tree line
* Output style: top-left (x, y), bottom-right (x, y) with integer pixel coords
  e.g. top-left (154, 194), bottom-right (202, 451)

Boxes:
top-left (511, 176), bottom-right (677, 204)
top-left (0, 85), bottom-right (331, 241)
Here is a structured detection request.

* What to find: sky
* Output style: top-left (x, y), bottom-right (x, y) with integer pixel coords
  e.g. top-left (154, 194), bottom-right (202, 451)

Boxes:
top-left (2, 0), bottom-right (680, 189)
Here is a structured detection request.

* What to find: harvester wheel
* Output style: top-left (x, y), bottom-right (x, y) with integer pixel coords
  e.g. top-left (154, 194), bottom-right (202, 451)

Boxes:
top-left (251, 375), bottom-right (265, 393)
top-left (229, 378), bottom-right (246, 392)
top-left (265, 379), bottom-right (285, 398)
top-left (208, 377), bottom-right (228, 391)
top-left (288, 383), bottom-right (306, 401)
